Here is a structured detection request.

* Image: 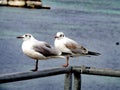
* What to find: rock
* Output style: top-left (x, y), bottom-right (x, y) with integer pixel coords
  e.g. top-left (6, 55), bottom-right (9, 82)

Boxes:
top-left (0, 0), bottom-right (50, 9)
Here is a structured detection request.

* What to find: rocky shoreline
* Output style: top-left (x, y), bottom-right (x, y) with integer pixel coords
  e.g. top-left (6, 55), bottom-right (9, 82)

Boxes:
top-left (0, 0), bottom-right (50, 9)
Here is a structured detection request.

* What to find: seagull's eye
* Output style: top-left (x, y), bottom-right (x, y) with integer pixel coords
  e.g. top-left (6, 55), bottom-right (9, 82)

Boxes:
top-left (60, 34), bottom-right (63, 37)
top-left (25, 35), bottom-right (28, 37)
top-left (60, 34), bottom-right (64, 37)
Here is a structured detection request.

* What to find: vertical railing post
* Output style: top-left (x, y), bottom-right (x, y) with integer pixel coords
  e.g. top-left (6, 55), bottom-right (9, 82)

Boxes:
top-left (73, 72), bottom-right (81, 90)
top-left (64, 73), bottom-right (72, 90)
top-left (64, 66), bottom-right (72, 90)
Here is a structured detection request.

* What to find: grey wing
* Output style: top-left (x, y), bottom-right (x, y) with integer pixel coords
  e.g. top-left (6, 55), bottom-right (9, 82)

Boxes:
top-left (75, 45), bottom-right (88, 54)
top-left (33, 43), bottom-right (60, 57)
top-left (65, 42), bottom-right (88, 55)
top-left (43, 42), bottom-right (52, 48)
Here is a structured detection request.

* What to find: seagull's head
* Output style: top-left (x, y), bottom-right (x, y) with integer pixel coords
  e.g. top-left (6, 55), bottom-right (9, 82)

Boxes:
top-left (16, 34), bottom-right (34, 41)
top-left (55, 32), bottom-right (65, 40)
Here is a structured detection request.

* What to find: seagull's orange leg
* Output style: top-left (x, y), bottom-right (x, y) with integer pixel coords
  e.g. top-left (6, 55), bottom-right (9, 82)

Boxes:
top-left (63, 56), bottom-right (69, 67)
top-left (31, 60), bottom-right (38, 71)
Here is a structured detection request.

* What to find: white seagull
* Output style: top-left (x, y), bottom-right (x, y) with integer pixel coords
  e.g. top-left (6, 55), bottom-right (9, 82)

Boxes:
top-left (54, 32), bottom-right (101, 67)
top-left (17, 34), bottom-right (64, 71)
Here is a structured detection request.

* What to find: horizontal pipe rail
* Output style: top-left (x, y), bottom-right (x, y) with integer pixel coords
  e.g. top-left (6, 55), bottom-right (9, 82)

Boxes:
top-left (0, 65), bottom-right (120, 84)
top-left (0, 67), bottom-right (72, 84)
top-left (73, 65), bottom-right (120, 77)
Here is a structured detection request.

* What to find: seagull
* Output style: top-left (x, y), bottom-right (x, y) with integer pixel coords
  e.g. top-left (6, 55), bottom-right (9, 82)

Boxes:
top-left (54, 32), bottom-right (101, 67)
top-left (17, 34), bottom-right (64, 71)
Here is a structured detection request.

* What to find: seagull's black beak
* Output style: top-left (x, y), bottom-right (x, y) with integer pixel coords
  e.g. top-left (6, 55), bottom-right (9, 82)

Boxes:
top-left (54, 36), bottom-right (58, 38)
top-left (16, 36), bottom-right (24, 39)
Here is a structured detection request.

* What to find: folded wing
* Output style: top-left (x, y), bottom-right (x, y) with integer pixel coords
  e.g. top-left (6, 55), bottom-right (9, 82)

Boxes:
top-left (33, 42), bottom-right (61, 57)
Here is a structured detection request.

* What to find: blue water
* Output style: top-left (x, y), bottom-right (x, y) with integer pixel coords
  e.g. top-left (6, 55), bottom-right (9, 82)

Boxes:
top-left (0, 0), bottom-right (120, 90)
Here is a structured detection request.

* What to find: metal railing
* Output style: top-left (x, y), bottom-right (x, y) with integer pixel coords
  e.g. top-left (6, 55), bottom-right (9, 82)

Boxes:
top-left (0, 65), bottom-right (120, 90)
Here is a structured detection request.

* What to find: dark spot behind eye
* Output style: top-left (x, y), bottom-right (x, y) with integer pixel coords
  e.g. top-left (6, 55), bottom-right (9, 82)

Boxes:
top-left (25, 35), bottom-right (27, 37)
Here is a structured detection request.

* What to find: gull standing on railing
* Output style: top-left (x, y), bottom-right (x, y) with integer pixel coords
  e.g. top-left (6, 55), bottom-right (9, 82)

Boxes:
top-left (17, 34), bottom-right (64, 71)
top-left (54, 32), bottom-right (101, 67)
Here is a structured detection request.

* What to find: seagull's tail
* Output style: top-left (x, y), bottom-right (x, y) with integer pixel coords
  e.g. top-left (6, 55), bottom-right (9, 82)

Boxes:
top-left (87, 51), bottom-right (101, 56)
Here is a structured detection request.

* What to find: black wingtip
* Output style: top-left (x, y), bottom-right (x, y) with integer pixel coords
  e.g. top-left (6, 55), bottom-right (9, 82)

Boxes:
top-left (88, 51), bottom-right (101, 56)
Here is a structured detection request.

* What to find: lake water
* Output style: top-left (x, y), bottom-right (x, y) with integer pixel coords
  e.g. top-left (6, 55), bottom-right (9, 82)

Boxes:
top-left (0, 0), bottom-right (120, 90)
